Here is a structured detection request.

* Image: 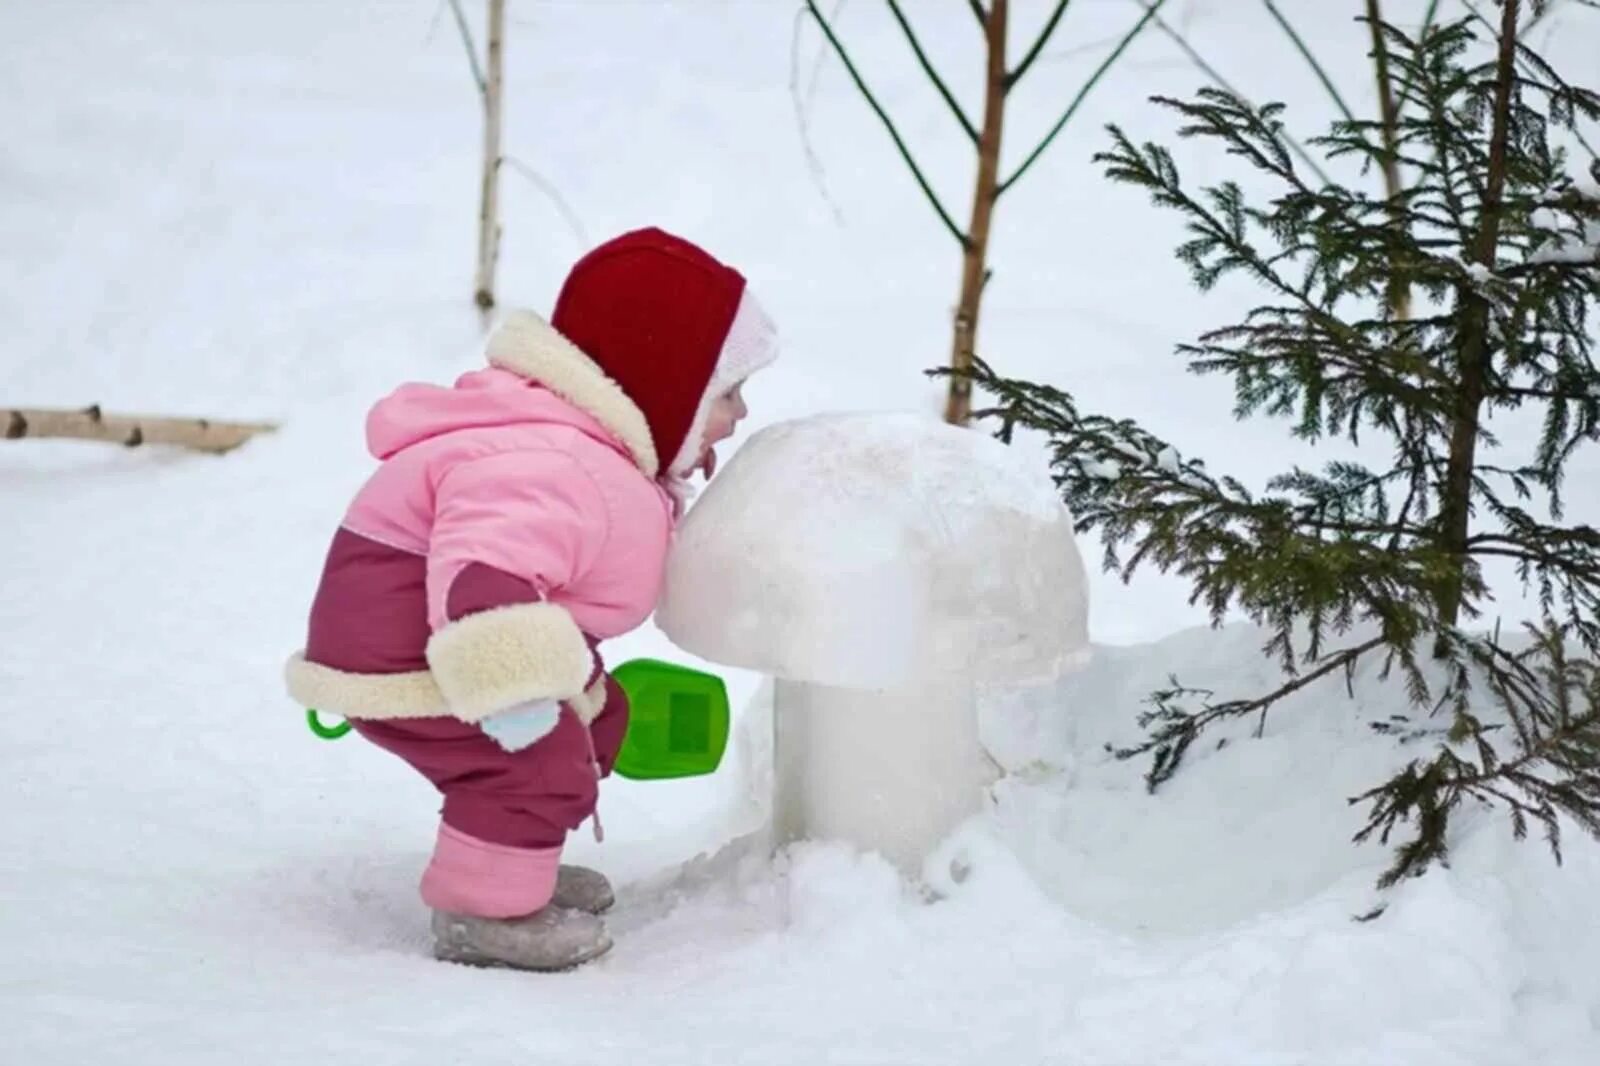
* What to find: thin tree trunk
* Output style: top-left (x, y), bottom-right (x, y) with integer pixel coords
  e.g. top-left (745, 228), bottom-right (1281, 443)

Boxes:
top-left (1437, 0), bottom-right (1521, 627)
top-left (1364, 0), bottom-right (1411, 322)
top-left (473, 0), bottom-right (507, 310)
top-left (943, 0), bottom-right (1007, 427)
top-left (4, 406), bottom-right (275, 455)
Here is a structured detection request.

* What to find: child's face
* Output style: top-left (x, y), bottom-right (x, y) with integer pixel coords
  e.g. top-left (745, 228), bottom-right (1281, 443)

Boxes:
top-left (694, 383), bottom-right (748, 478)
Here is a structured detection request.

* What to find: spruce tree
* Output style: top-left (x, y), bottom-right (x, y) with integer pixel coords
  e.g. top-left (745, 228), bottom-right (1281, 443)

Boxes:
top-left (947, 3), bottom-right (1600, 889)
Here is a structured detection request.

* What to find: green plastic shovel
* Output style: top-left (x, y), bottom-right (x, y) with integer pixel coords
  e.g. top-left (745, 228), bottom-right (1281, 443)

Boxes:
top-left (609, 658), bottom-right (730, 780)
top-left (305, 658), bottom-right (730, 782)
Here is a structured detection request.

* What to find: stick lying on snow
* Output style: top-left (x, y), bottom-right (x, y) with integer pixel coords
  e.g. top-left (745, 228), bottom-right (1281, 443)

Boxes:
top-left (4, 405), bottom-right (276, 455)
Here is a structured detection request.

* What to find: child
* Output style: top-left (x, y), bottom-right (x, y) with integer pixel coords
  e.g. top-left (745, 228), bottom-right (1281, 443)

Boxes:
top-left (285, 228), bottom-right (778, 971)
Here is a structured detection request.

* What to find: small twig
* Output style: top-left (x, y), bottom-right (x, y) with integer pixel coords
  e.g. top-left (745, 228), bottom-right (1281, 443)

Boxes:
top-left (425, 0), bottom-right (448, 45)
top-left (1260, 0), bottom-right (1356, 123)
top-left (804, 0), bottom-right (847, 108)
top-left (1006, 0), bottom-right (1072, 89)
top-left (1526, 0), bottom-right (1574, 31)
top-left (500, 155), bottom-right (591, 248)
top-left (802, 0), bottom-right (969, 246)
top-left (886, 0), bottom-right (979, 143)
top-left (447, 0), bottom-right (488, 98)
top-left (788, 2), bottom-right (847, 224)
top-left (1000, 0), bottom-right (1169, 196)
top-left (1392, 0), bottom-right (1441, 110)
top-left (969, 0), bottom-right (988, 30)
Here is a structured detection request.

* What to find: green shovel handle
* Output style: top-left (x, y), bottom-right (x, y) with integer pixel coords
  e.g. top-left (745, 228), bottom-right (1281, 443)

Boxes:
top-left (306, 709), bottom-right (353, 740)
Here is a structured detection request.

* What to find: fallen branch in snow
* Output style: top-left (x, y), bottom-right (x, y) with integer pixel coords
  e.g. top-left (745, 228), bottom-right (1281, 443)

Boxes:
top-left (3, 406), bottom-right (276, 455)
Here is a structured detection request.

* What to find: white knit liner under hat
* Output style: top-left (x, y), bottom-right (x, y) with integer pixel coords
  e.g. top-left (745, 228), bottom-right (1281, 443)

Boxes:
top-left (667, 286), bottom-right (780, 479)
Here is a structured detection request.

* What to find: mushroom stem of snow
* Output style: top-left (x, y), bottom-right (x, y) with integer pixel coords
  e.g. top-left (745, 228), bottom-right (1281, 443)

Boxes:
top-left (774, 679), bottom-right (997, 875)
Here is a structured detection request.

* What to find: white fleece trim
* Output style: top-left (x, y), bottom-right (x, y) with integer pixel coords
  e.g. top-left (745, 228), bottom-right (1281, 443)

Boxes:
top-left (284, 653), bottom-right (611, 725)
top-left (568, 675), bottom-right (610, 726)
top-left (425, 602), bottom-right (594, 723)
top-left (284, 653), bottom-right (446, 720)
top-left (668, 384), bottom-right (723, 479)
top-left (667, 287), bottom-right (780, 477)
top-left (486, 310), bottom-right (660, 477)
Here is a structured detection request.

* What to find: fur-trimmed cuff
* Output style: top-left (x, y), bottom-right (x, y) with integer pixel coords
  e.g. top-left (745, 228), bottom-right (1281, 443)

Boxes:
top-left (567, 675), bottom-right (610, 726)
top-left (284, 652), bottom-right (446, 719)
top-left (425, 602), bottom-right (594, 723)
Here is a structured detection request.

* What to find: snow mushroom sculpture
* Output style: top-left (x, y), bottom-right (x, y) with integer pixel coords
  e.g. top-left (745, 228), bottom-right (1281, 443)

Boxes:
top-left (657, 412), bottom-right (1090, 876)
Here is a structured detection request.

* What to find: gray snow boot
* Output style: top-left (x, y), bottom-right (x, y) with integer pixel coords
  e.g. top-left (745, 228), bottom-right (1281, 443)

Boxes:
top-left (431, 906), bottom-right (613, 972)
top-left (552, 864), bottom-right (614, 915)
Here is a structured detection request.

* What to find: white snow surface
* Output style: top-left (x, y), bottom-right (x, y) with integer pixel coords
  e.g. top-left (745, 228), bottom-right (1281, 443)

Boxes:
top-left (5, 2), bottom-right (1600, 1063)
top-left (659, 412), bottom-right (1089, 688)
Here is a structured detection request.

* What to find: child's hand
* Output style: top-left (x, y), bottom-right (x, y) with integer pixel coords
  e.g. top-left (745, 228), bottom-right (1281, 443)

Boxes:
top-left (480, 700), bottom-right (562, 752)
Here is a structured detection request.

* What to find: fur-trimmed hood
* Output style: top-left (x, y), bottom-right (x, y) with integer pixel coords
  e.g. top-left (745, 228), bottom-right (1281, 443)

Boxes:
top-left (365, 313), bottom-right (660, 477)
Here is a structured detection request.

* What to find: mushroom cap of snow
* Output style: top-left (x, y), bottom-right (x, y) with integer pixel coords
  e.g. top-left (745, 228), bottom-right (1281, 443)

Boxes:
top-left (656, 412), bottom-right (1090, 688)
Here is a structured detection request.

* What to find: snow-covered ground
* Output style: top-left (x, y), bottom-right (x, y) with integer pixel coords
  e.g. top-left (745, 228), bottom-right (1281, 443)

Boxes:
top-left (4, 2), bottom-right (1599, 1063)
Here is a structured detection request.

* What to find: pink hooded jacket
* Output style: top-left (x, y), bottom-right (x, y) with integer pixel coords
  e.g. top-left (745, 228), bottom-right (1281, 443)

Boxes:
top-left (286, 320), bottom-right (678, 729)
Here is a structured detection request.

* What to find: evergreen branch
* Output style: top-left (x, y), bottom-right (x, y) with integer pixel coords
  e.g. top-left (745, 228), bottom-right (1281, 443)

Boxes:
top-left (1095, 119), bottom-right (1359, 337)
top-left (1353, 625), bottom-right (1600, 888)
top-left (1400, 25), bottom-right (1484, 244)
top-left (1499, 253), bottom-right (1600, 276)
top-left (1116, 636), bottom-right (1389, 790)
top-left (885, 1), bottom-right (980, 144)
top-left (1157, 90), bottom-right (1312, 190)
top-left (1392, 0), bottom-right (1443, 107)
top-left (1135, 1), bottom-right (1333, 185)
top-left (1466, 524), bottom-right (1600, 598)
top-left (1459, 0), bottom-right (1600, 163)
top-left (1259, 0), bottom-right (1357, 123)
top-left (1469, 546), bottom-right (1600, 609)
top-left (802, 0), bottom-right (970, 247)
top-left (969, 0), bottom-right (988, 29)
top-left (1007, 0), bottom-right (1072, 90)
top-left (999, 0), bottom-right (1168, 195)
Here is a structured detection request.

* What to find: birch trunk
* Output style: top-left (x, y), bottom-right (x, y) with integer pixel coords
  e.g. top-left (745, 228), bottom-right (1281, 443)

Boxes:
top-left (473, 0), bottom-right (507, 309)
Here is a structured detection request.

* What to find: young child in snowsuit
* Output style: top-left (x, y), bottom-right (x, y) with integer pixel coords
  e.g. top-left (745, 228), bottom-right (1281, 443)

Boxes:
top-left (285, 228), bottom-right (778, 971)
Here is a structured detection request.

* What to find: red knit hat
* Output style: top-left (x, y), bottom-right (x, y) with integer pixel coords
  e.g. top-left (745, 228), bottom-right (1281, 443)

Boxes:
top-left (551, 228), bottom-right (752, 477)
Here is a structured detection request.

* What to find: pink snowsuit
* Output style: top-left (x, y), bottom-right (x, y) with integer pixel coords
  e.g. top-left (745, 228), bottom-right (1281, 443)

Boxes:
top-left (286, 228), bottom-right (777, 919)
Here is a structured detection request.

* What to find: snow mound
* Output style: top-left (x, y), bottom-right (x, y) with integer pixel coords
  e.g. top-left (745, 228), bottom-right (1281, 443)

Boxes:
top-left (658, 412), bottom-right (1089, 688)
